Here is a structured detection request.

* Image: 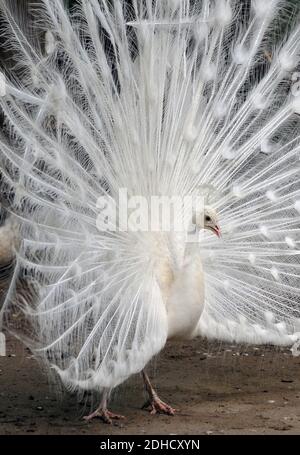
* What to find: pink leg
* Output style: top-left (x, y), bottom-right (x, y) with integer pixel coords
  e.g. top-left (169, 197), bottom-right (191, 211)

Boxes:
top-left (141, 370), bottom-right (176, 416)
top-left (83, 390), bottom-right (125, 424)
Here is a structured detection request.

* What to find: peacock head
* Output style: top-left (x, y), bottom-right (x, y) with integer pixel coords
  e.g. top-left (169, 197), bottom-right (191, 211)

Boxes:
top-left (204, 206), bottom-right (220, 237)
top-left (192, 206), bottom-right (220, 237)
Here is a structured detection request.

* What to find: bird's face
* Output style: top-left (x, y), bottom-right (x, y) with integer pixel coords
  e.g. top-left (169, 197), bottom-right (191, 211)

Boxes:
top-left (203, 206), bottom-right (221, 237)
top-left (191, 206), bottom-right (221, 237)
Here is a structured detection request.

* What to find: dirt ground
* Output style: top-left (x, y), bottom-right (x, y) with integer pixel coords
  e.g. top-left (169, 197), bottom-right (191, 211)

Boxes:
top-left (1, 334), bottom-right (300, 435)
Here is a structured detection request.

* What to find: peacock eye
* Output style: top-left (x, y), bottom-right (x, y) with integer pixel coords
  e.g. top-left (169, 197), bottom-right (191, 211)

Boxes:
top-left (205, 215), bottom-right (211, 221)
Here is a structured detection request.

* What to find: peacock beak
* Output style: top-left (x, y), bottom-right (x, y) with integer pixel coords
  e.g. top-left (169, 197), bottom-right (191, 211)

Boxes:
top-left (213, 226), bottom-right (221, 238)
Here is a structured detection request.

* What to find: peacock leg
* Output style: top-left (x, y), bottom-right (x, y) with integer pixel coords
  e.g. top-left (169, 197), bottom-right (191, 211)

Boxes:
top-left (141, 370), bottom-right (176, 415)
top-left (83, 389), bottom-right (125, 424)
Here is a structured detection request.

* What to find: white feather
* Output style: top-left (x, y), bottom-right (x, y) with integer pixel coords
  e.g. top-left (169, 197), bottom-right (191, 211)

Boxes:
top-left (0, 0), bottom-right (299, 400)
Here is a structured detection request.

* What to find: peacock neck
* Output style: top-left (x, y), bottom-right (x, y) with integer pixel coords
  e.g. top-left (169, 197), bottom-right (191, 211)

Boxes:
top-left (183, 230), bottom-right (201, 261)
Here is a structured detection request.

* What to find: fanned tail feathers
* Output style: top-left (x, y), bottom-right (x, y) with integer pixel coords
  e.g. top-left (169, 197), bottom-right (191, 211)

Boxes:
top-left (0, 0), bottom-right (300, 392)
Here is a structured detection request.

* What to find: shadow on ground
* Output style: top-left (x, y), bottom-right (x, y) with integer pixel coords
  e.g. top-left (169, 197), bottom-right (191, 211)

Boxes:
top-left (1, 334), bottom-right (300, 435)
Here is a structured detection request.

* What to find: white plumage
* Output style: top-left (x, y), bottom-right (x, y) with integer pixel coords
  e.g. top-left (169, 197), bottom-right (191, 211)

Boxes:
top-left (0, 0), bottom-right (300, 421)
top-left (0, 210), bottom-right (19, 314)
top-left (0, 213), bottom-right (18, 266)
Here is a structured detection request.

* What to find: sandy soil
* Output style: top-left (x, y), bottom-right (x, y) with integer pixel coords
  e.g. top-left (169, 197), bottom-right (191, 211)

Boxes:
top-left (1, 334), bottom-right (300, 435)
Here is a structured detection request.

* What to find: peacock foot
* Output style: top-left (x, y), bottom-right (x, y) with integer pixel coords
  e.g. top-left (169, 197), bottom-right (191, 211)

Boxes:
top-left (142, 396), bottom-right (176, 416)
top-left (83, 408), bottom-right (125, 424)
